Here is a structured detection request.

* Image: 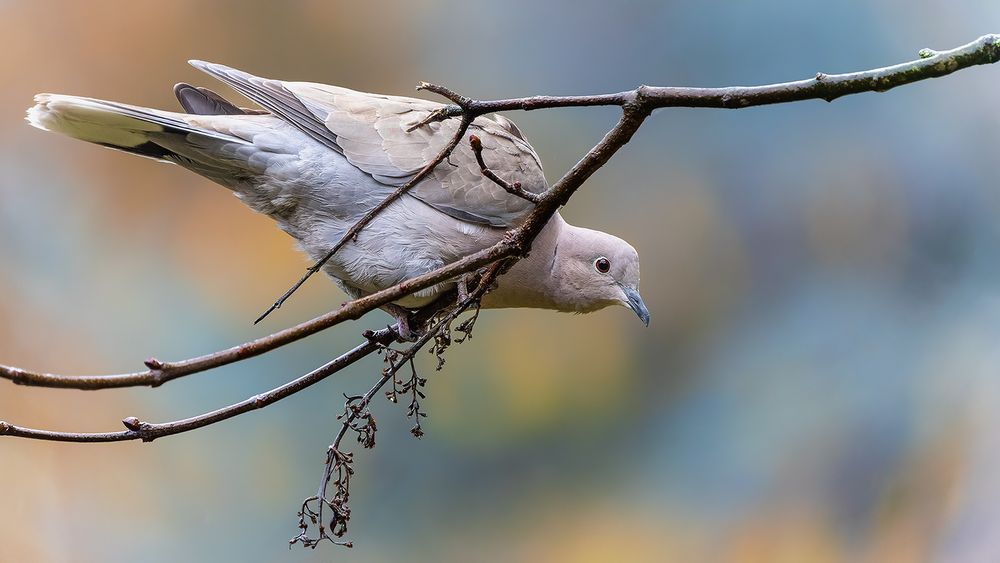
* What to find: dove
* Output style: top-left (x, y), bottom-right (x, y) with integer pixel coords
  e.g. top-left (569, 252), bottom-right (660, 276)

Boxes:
top-left (25, 61), bottom-right (649, 333)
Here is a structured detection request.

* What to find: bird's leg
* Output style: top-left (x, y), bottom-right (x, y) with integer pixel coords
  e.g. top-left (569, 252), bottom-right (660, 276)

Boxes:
top-left (339, 280), bottom-right (419, 341)
top-left (381, 303), bottom-right (419, 342)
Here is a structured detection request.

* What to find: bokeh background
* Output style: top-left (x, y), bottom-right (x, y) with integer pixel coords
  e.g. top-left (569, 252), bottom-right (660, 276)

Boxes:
top-left (1, 1), bottom-right (998, 561)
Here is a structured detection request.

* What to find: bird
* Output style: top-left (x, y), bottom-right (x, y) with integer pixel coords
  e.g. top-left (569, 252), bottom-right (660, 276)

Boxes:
top-left (26, 61), bottom-right (649, 334)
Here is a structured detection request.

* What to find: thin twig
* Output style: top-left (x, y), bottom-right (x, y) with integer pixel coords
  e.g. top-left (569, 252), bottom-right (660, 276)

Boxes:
top-left (468, 134), bottom-right (541, 203)
top-left (416, 82), bottom-right (474, 107)
top-left (411, 34), bottom-right (1000, 126)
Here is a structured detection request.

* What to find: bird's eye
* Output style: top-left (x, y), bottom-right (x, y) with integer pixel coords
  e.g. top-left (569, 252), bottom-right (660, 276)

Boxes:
top-left (594, 257), bottom-right (611, 273)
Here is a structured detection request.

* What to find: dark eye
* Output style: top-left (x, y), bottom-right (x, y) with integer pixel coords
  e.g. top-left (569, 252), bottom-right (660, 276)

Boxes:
top-left (594, 257), bottom-right (611, 273)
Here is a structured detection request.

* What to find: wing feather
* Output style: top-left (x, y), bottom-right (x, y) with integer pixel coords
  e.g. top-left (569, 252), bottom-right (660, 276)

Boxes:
top-left (190, 60), bottom-right (547, 226)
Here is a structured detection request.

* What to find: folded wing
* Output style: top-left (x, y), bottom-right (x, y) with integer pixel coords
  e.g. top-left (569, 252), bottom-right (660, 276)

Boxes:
top-left (189, 60), bottom-right (547, 227)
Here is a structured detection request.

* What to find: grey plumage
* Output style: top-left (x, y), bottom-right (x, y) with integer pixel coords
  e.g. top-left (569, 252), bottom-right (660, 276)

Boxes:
top-left (26, 62), bottom-right (649, 325)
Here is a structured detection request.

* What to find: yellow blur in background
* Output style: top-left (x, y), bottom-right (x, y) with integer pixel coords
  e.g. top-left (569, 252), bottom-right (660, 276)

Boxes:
top-left (1, 1), bottom-right (999, 562)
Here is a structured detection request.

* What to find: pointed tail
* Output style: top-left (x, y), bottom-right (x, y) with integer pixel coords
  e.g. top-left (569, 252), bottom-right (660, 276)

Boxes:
top-left (26, 93), bottom-right (244, 162)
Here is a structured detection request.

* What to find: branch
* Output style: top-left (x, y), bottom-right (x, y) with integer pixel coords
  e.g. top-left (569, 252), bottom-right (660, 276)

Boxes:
top-left (0, 33), bottom-right (994, 400)
top-left (0, 328), bottom-right (397, 443)
top-left (413, 34), bottom-right (1000, 122)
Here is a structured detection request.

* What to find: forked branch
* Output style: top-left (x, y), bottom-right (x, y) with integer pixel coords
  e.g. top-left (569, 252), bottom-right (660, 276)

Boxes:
top-left (0, 328), bottom-right (396, 443)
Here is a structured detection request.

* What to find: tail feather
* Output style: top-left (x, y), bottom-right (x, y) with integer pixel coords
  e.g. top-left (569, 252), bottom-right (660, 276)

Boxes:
top-left (175, 83), bottom-right (245, 116)
top-left (26, 93), bottom-right (245, 162)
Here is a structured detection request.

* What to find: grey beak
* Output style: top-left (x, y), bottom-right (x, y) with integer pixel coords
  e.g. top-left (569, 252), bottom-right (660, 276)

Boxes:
top-left (622, 286), bottom-right (650, 327)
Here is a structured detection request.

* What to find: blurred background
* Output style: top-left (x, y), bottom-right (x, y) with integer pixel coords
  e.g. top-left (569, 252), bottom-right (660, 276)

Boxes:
top-left (1, 1), bottom-right (998, 561)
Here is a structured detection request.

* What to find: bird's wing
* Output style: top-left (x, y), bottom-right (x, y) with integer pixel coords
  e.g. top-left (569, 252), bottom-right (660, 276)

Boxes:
top-left (189, 61), bottom-right (547, 227)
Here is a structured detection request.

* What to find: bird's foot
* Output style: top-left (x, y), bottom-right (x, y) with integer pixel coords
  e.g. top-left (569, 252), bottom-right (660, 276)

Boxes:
top-left (382, 303), bottom-right (420, 342)
top-left (393, 316), bottom-right (420, 342)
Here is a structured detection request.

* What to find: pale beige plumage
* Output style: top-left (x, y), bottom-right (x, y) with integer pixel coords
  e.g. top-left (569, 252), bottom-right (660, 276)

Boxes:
top-left (26, 61), bottom-right (649, 326)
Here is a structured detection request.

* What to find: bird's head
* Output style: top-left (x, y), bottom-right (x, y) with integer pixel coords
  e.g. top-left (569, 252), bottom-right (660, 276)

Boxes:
top-left (556, 225), bottom-right (649, 326)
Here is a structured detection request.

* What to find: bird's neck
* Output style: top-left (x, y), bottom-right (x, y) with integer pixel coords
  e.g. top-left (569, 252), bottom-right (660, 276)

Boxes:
top-left (480, 214), bottom-right (572, 311)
